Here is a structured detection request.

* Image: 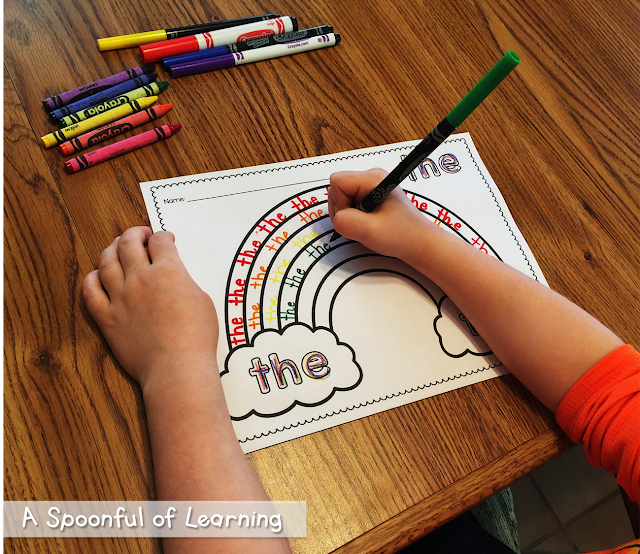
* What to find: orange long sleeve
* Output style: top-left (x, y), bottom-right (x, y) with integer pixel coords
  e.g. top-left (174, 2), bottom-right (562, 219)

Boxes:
top-left (556, 344), bottom-right (640, 504)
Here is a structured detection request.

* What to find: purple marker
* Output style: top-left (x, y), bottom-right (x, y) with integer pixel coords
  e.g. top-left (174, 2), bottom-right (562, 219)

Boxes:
top-left (42, 65), bottom-right (155, 110)
top-left (168, 33), bottom-right (341, 77)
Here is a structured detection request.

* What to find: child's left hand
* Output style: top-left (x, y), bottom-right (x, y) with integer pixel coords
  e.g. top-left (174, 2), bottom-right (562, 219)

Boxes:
top-left (83, 227), bottom-right (219, 390)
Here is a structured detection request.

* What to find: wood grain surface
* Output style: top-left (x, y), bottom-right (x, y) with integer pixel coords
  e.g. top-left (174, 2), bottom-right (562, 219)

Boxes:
top-left (4, 72), bottom-right (159, 553)
top-left (4, 0), bottom-right (639, 552)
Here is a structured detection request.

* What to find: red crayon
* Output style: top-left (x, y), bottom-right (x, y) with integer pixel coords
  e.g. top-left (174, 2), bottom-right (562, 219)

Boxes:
top-left (59, 103), bottom-right (174, 155)
top-left (64, 123), bottom-right (181, 173)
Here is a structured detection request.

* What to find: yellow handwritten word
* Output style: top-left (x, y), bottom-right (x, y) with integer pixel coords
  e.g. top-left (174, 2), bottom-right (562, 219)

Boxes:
top-left (264, 295), bottom-right (279, 324)
top-left (268, 259), bottom-right (290, 284)
top-left (292, 230), bottom-right (319, 249)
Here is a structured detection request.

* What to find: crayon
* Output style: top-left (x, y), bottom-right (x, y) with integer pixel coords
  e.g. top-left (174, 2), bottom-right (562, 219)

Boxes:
top-left (328, 51), bottom-right (521, 241)
top-left (50, 73), bottom-right (157, 122)
top-left (64, 123), bottom-right (182, 173)
top-left (41, 96), bottom-right (158, 148)
top-left (169, 33), bottom-right (341, 78)
top-left (97, 14), bottom-right (279, 50)
top-left (59, 103), bottom-right (174, 155)
top-left (42, 65), bottom-right (155, 110)
top-left (139, 17), bottom-right (298, 64)
top-left (161, 25), bottom-right (333, 67)
top-left (57, 82), bottom-right (168, 127)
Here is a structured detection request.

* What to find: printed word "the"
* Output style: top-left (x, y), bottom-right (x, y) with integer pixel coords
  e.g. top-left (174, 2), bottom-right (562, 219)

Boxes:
top-left (249, 352), bottom-right (330, 393)
top-left (402, 153), bottom-right (461, 181)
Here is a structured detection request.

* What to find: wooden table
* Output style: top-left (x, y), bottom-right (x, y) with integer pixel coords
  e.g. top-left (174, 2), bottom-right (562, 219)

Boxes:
top-left (4, 0), bottom-right (639, 552)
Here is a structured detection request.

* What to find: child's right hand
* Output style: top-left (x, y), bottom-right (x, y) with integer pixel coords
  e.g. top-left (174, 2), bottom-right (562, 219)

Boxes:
top-left (328, 168), bottom-right (430, 261)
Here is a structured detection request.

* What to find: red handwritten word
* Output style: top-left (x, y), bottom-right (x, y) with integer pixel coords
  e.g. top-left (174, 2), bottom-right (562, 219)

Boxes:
top-left (236, 240), bottom-right (262, 266)
top-left (290, 195), bottom-right (318, 211)
top-left (229, 316), bottom-right (246, 346)
top-left (227, 279), bottom-right (246, 306)
top-left (257, 213), bottom-right (286, 234)
top-left (435, 208), bottom-right (462, 231)
top-left (471, 237), bottom-right (488, 253)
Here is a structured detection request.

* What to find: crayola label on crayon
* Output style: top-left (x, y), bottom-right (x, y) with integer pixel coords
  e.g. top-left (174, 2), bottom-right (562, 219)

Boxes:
top-left (88, 123), bottom-right (134, 146)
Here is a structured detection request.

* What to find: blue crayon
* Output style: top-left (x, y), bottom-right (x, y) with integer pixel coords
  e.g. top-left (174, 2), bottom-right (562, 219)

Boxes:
top-left (50, 73), bottom-right (157, 123)
top-left (161, 26), bottom-right (334, 68)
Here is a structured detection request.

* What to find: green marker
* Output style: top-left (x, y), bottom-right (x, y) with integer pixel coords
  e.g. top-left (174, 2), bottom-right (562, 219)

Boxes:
top-left (331, 50), bottom-right (520, 237)
top-left (58, 81), bottom-right (169, 127)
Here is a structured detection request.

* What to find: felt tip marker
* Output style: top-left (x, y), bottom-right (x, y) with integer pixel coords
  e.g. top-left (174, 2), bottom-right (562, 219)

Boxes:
top-left (161, 25), bottom-right (333, 67)
top-left (97, 14), bottom-right (280, 50)
top-left (59, 103), bottom-right (173, 155)
top-left (64, 123), bottom-right (182, 173)
top-left (139, 16), bottom-right (298, 63)
top-left (329, 50), bottom-right (521, 241)
top-left (42, 65), bottom-right (155, 110)
top-left (57, 82), bottom-right (168, 127)
top-left (169, 33), bottom-right (341, 77)
top-left (50, 73), bottom-right (157, 122)
top-left (41, 96), bottom-right (158, 148)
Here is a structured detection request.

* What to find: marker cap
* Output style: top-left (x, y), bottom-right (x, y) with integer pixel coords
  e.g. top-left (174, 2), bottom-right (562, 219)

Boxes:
top-left (168, 54), bottom-right (236, 77)
top-left (140, 35), bottom-right (197, 64)
top-left (98, 30), bottom-right (168, 51)
top-left (446, 50), bottom-right (520, 128)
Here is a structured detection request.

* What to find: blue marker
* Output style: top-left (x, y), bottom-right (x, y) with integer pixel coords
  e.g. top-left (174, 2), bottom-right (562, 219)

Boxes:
top-left (50, 73), bottom-right (158, 123)
top-left (161, 26), bottom-right (333, 68)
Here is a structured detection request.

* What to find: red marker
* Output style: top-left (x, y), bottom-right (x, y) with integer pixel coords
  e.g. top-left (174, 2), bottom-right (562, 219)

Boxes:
top-left (59, 103), bottom-right (174, 155)
top-left (139, 16), bottom-right (297, 63)
top-left (64, 123), bottom-right (181, 173)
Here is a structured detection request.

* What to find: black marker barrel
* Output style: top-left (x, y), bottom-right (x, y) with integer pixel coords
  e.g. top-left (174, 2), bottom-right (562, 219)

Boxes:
top-left (357, 118), bottom-right (456, 213)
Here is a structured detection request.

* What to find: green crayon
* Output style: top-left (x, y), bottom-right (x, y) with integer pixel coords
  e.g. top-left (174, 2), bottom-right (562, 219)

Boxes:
top-left (57, 81), bottom-right (168, 127)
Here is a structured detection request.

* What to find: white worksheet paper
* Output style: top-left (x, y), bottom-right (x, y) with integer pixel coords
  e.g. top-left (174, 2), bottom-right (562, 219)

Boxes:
top-left (141, 133), bottom-right (547, 453)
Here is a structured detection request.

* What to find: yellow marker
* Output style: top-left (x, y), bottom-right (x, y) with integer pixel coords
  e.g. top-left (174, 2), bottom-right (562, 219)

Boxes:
top-left (41, 96), bottom-right (158, 148)
top-left (96, 15), bottom-right (279, 51)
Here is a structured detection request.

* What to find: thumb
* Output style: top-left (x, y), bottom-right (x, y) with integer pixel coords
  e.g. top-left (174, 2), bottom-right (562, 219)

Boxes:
top-left (333, 207), bottom-right (380, 245)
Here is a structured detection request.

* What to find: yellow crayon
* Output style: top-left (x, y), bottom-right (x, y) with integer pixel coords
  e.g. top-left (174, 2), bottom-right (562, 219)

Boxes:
top-left (41, 96), bottom-right (158, 148)
top-left (58, 82), bottom-right (168, 127)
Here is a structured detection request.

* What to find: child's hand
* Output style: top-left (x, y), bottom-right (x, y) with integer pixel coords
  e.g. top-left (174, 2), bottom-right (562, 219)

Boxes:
top-left (82, 227), bottom-right (219, 390)
top-left (328, 169), bottom-right (429, 260)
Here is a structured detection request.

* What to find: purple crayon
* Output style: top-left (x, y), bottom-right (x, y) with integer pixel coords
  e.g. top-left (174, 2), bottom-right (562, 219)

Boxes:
top-left (50, 73), bottom-right (157, 122)
top-left (42, 65), bottom-right (155, 110)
